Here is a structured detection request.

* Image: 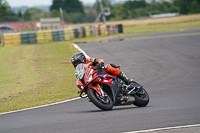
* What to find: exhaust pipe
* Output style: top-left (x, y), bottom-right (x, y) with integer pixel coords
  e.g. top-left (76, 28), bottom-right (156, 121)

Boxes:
top-left (120, 95), bottom-right (135, 105)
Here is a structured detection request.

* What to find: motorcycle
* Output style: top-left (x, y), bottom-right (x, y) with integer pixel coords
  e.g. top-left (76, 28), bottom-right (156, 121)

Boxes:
top-left (76, 63), bottom-right (149, 111)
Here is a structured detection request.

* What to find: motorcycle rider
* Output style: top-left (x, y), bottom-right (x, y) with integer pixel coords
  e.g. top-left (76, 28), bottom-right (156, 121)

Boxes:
top-left (71, 52), bottom-right (133, 85)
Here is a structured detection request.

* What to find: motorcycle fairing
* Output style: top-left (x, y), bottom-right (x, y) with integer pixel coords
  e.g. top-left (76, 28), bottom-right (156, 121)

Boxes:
top-left (93, 74), bottom-right (114, 85)
top-left (76, 79), bottom-right (83, 88)
top-left (103, 76), bottom-right (121, 104)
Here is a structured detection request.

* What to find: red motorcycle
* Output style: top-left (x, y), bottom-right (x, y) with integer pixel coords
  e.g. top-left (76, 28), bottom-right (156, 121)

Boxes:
top-left (76, 63), bottom-right (149, 111)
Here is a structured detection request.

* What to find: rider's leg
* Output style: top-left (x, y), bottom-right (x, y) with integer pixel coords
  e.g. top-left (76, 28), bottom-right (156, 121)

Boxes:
top-left (104, 64), bottom-right (132, 85)
top-left (118, 71), bottom-right (132, 85)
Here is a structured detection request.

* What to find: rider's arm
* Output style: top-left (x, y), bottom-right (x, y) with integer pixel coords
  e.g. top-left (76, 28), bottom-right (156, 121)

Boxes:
top-left (86, 57), bottom-right (105, 66)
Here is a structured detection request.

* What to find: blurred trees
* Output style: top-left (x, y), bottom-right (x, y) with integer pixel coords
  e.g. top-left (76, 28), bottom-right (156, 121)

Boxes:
top-left (110, 0), bottom-right (179, 20)
top-left (174, 0), bottom-right (200, 14)
top-left (0, 0), bottom-right (18, 22)
top-left (50, 0), bottom-right (84, 13)
top-left (0, 0), bottom-right (200, 23)
top-left (23, 8), bottom-right (47, 21)
top-left (50, 0), bottom-right (87, 23)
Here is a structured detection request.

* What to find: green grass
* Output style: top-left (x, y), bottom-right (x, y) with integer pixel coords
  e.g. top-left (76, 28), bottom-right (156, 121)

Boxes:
top-left (0, 42), bottom-right (79, 113)
top-left (124, 21), bottom-right (200, 35)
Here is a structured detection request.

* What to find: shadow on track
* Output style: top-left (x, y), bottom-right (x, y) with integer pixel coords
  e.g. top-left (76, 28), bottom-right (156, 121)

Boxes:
top-left (71, 105), bottom-right (151, 114)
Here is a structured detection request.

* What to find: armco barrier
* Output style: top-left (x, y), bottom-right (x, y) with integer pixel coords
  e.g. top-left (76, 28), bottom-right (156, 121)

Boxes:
top-left (44, 30), bottom-right (53, 42)
top-left (113, 25), bottom-right (119, 34)
top-left (110, 25), bottom-right (113, 35)
top-left (52, 30), bottom-right (60, 42)
top-left (29, 32), bottom-right (37, 44)
top-left (64, 28), bottom-right (74, 40)
top-left (21, 33), bottom-right (29, 44)
top-left (21, 32), bottom-right (37, 44)
top-left (94, 25), bottom-right (99, 36)
top-left (1, 24), bottom-right (123, 46)
top-left (106, 25), bottom-right (110, 35)
top-left (118, 24), bottom-right (123, 33)
top-left (98, 26), bottom-right (101, 36)
top-left (52, 30), bottom-right (64, 42)
top-left (101, 25), bottom-right (106, 36)
top-left (79, 27), bottom-right (86, 38)
top-left (85, 26), bottom-right (90, 37)
top-left (36, 31), bottom-right (45, 43)
top-left (36, 30), bottom-right (52, 43)
top-left (2, 33), bottom-right (21, 46)
top-left (73, 28), bottom-right (79, 38)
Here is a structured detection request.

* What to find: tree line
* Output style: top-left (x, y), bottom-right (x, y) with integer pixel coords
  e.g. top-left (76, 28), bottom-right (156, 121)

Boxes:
top-left (0, 0), bottom-right (200, 23)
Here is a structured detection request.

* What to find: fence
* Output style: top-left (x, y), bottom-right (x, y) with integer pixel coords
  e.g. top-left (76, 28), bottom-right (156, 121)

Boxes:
top-left (1, 24), bottom-right (123, 46)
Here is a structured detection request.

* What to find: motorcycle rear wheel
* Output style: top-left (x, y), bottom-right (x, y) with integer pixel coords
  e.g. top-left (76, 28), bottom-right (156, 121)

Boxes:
top-left (133, 87), bottom-right (149, 107)
top-left (87, 88), bottom-right (113, 111)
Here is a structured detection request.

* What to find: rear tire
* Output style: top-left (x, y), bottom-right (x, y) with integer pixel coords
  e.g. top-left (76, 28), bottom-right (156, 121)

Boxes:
top-left (87, 88), bottom-right (113, 111)
top-left (133, 87), bottom-right (149, 107)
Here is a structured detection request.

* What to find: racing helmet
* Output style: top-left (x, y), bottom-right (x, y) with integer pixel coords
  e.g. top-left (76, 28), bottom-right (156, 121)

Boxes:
top-left (71, 52), bottom-right (86, 68)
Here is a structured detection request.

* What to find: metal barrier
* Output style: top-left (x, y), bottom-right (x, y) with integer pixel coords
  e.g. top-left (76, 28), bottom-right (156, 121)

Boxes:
top-left (1, 24), bottom-right (123, 46)
top-left (85, 26), bottom-right (90, 37)
top-left (21, 32), bottom-right (37, 44)
top-left (36, 30), bottom-right (52, 43)
top-left (52, 30), bottom-right (64, 42)
top-left (63, 28), bottom-right (74, 41)
top-left (2, 33), bottom-right (21, 46)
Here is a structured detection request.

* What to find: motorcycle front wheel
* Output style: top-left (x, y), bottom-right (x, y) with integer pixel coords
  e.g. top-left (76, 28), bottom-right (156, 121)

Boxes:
top-left (87, 88), bottom-right (113, 111)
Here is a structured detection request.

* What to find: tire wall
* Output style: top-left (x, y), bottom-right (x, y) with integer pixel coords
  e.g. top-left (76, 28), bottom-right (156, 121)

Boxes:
top-left (2, 24), bottom-right (123, 46)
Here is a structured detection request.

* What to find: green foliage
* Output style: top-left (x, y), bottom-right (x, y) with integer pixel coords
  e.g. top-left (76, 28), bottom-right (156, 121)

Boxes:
top-left (50, 0), bottom-right (63, 12)
top-left (190, 0), bottom-right (200, 14)
top-left (24, 8), bottom-right (44, 21)
top-left (174, 0), bottom-right (200, 14)
top-left (49, 0), bottom-right (86, 23)
top-left (48, 9), bottom-right (60, 18)
top-left (50, 0), bottom-right (84, 13)
top-left (110, 0), bottom-right (179, 20)
top-left (0, 0), bottom-right (18, 22)
top-left (124, 0), bottom-right (147, 9)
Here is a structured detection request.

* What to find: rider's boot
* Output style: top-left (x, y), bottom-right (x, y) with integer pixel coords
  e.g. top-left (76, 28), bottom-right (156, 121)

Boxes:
top-left (118, 72), bottom-right (133, 85)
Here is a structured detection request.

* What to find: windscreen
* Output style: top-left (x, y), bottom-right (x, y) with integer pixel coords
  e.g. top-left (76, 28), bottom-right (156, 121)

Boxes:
top-left (76, 63), bottom-right (87, 79)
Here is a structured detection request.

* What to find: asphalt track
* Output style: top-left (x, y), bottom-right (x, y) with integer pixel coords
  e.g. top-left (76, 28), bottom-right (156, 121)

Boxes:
top-left (0, 29), bottom-right (200, 133)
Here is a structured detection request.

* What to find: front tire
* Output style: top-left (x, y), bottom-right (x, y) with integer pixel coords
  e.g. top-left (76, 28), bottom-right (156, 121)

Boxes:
top-left (87, 88), bottom-right (113, 111)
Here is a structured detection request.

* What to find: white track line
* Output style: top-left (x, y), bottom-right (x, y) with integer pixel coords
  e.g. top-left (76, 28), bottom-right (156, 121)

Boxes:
top-left (0, 97), bottom-right (81, 116)
top-left (73, 43), bottom-right (90, 58)
top-left (0, 43), bottom-right (87, 116)
top-left (123, 124), bottom-right (200, 133)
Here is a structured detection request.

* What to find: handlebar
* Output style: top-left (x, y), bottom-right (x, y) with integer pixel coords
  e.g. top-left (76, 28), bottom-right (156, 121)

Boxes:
top-left (93, 62), bottom-right (104, 71)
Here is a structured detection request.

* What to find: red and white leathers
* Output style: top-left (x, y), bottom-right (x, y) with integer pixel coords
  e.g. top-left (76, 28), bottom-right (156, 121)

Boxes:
top-left (85, 57), bottom-right (131, 85)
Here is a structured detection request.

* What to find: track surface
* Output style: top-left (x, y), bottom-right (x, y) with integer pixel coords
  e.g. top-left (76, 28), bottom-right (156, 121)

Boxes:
top-left (1, 29), bottom-right (200, 133)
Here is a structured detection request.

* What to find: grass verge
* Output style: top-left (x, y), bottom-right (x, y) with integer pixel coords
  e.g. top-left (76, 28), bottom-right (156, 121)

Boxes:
top-left (0, 42), bottom-right (78, 113)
